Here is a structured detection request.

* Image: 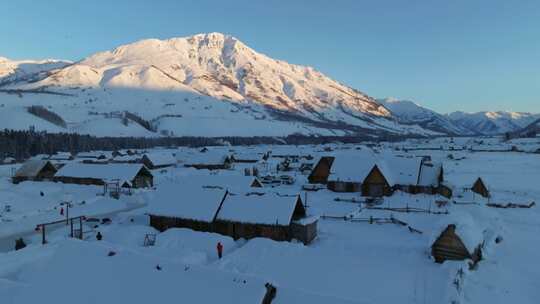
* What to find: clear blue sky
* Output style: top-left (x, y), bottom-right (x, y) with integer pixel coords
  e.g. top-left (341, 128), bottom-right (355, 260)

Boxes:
top-left (1, 0), bottom-right (538, 113)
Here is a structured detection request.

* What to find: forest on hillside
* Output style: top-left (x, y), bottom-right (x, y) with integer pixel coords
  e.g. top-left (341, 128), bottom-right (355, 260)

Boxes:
top-left (0, 129), bottom-right (382, 160)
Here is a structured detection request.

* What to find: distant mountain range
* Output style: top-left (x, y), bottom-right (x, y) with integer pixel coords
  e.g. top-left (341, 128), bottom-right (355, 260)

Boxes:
top-left (0, 33), bottom-right (536, 138)
top-left (380, 98), bottom-right (539, 136)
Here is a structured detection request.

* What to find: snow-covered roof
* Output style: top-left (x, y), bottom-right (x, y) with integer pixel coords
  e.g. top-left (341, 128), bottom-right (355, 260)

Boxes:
top-left (182, 151), bottom-right (231, 165)
top-left (76, 151), bottom-right (112, 159)
top-left (232, 151), bottom-right (263, 161)
top-left (217, 192), bottom-right (302, 226)
top-left (379, 156), bottom-right (422, 186)
top-left (172, 173), bottom-right (262, 192)
top-left (49, 152), bottom-right (73, 160)
top-left (147, 181), bottom-right (226, 222)
top-left (417, 162), bottom-right (442, 187)
top-left (55, 163), bottom-right (150, 182)
top-left (2, 157), bottom-right (15, 163)
top-left (327, 153), bottom-right (378, 183)
top-left (327, 152), bottom-right (423, 186)
top-left (112, 155), bottom-right (140, 162)
top-left (30, 154), bottom-right (49, 160)
top-left (143, 152), bottom-right (177, 167)
top-left (14, 160), bottom-right (55, 177)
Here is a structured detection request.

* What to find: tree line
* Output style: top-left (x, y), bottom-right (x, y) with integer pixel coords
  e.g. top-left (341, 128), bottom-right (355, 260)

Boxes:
top-left (0, 129), bottom-right (403, 161)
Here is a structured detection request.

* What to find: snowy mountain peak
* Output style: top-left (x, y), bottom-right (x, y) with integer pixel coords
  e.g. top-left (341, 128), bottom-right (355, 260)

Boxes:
top-left (378, 98), bottom-right (473, 135)
top-left (0, 33), bottom-right (421, 138)
top-left (9, 33), bottom-right (535, 138)
top-left (447, 111), bottom-right (540, 135)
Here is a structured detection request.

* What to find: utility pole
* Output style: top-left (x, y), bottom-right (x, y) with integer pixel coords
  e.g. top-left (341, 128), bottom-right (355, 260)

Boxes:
top-left (62, 193), bottom-right (73, 225)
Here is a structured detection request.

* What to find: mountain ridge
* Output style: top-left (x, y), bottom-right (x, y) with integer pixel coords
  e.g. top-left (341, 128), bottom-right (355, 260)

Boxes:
top-left (379, 97), bottom-right (539, 135)
top-left (0, 33), bottom-right (534, 138)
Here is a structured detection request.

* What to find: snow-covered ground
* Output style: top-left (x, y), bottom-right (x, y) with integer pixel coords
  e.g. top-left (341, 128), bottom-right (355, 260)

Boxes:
top-left (1, 138), bottom-right (539, 303)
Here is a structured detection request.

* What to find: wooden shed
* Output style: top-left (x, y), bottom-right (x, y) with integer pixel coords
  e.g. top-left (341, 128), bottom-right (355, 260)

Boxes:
top-left (54, 163), bottom-right (153, 188)
top-left (431, 224), bottom-right (483, 264)
top-left (308, 156), bottom-right (335, 184)
top-left (12, 160), bottom-right (57, 184)
top-left (471, 177), bottom-right (489, 198)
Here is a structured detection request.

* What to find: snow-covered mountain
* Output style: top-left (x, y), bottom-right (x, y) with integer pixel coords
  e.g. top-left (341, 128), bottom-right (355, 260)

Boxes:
top-left (447, 111), bottom-right (540, 135)
top-left (378, 98), bottom-right (539, 136)
top-left (378, 98), bottom-right (472, 135)
top-left (0, 57), bottom-right (71, 87)
top-left (0, 33), bottom-right (437, 138)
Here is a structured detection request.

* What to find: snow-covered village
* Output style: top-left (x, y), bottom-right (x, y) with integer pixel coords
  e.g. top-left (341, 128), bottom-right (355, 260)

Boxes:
top-left (1, 1), bottom-right (539, 303)
top-left (1, 137), bottom-right (539, 303)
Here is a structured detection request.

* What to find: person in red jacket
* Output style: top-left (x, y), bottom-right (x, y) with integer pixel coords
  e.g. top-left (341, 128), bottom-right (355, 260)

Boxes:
top-left (60, 207), bottom-right (64, 216)
top-left (216, 242), bottom-right (223, 259)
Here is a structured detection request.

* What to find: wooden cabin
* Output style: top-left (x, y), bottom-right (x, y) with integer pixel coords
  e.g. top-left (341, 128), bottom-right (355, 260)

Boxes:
top-left (323, 154), bottom-right (445, 197)
top-left (361, 165), bottom-right (393, 197)
top-left (214, 193), bottom-right (317, 245)
top-left (141, 153), bottom-right (176, 169)
top-left (471, 177), bottom-right (490, 198)
top-left (12, 160), bottom-right (58, 184)
top-left (308, 156), bottom-right (334, 184)
top-left (325, 154), bottom-right (375, 193)
top-left (54, 163), bottom-right (153, 188)
top-left (402, 161), bottom-right (446, 195)
top-left (431, 224), bottom-right (482, 263)
top-left (149, 186), bottom-right (228, 233)
top-left (148, 183), bottom-right (317, 245)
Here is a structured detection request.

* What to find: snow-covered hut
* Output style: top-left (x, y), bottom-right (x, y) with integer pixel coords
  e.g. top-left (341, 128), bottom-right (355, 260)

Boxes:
top-left (54, 163), bottom-right (153, 188)
top-left (148, 181), bottom-right (316, 244)
top-left (327, 154), bottom-right (378, 193)
top-left (12, 160), bottom-right (58, 184)
top-left (430, 213), bottom-right (484, 264)
top-left (148, 182), bottom-right (227, 233)
top-left (183, 152), bottom-right (233, 170)
top-left (141, 153), bottom-right (177, 169)
top-left (471, 177), bottom-right (490, 198)
top-left (214, 192), bottom-right (317, 244)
